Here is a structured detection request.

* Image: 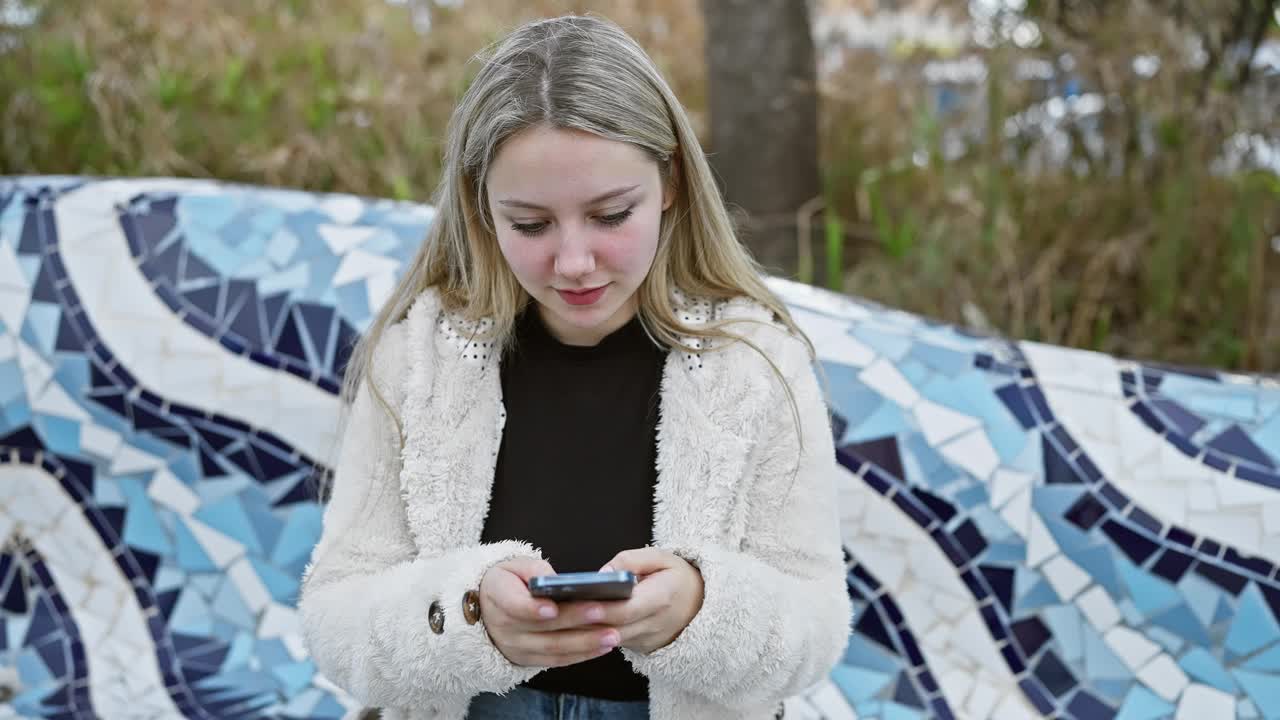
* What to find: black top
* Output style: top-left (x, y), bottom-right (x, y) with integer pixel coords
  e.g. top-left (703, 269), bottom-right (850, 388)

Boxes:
top-left (479, 306), bottom-right (666, 701)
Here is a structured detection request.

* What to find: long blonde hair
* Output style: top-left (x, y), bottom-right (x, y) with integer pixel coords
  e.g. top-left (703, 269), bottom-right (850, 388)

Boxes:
top-left (339, 14), bottom-right (812, 456)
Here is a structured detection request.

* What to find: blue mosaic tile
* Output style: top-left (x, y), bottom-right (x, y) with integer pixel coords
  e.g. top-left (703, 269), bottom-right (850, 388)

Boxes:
top-left (5, 177), bottom-right (1280, 718)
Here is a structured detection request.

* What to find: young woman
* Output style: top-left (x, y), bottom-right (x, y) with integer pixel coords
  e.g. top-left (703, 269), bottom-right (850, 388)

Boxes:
top-left (297, 14), bottom-right (851, 720)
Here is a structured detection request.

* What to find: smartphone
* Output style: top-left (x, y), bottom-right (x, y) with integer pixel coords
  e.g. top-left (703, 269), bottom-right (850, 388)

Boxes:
top-left (528, 571), bottom-right (637, 601)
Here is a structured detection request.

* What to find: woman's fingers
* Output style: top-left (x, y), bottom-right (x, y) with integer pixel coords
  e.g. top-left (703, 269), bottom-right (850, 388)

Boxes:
top-left (511, 626), bottom-right (621, 667)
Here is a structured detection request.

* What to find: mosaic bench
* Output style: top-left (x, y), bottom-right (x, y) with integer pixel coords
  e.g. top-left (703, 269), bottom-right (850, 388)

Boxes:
top-left (1, 177), bottom-right (1278, 720)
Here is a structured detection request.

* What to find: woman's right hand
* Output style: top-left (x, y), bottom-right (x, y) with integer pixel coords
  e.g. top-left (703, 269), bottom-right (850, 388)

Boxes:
top-left (478, 557), bottom-right (622, 668)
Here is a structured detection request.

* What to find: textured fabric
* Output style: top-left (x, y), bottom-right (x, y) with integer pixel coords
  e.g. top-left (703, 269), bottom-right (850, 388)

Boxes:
top-left (481, 308), bottom-right (661, 700)
top-left (297, 287), bottom-right (851, 720)
top-left (467, 686), bottom-right (651, 720)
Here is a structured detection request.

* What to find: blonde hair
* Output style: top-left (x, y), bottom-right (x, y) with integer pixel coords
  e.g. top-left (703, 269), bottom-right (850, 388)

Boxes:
top-left (337, 14), bottom-right (812, 464)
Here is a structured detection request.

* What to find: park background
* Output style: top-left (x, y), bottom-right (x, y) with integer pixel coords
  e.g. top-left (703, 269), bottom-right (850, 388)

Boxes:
top-left (1, 0), bottom-right (1277, 371)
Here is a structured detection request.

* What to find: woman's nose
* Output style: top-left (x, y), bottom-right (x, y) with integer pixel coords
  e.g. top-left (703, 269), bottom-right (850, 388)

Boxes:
top-left (553, 228), bottom-right (596, 279)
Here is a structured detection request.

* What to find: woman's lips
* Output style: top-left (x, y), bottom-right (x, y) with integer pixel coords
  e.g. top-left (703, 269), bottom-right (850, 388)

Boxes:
top-left (556, 284), bottom-right (609, 306)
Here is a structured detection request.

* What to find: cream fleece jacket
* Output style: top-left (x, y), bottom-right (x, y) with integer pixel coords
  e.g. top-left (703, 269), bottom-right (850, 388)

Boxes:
top-left (296, 288), bottom-right (851, 720)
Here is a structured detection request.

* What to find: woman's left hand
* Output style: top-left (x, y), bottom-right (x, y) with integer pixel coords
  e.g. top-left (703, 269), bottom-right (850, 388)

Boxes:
top-left (595, 548), bottom-right (704, 655)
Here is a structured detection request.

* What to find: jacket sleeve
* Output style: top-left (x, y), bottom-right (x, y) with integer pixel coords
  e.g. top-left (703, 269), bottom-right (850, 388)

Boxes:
top-left (622, 332), bottom-right (852, 708)
top-left (297, 337), bottom-right (544, 707)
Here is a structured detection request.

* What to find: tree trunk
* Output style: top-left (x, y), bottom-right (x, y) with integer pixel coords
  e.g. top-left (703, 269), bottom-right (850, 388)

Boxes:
top-left (701, 0), bottom-right (821, 278)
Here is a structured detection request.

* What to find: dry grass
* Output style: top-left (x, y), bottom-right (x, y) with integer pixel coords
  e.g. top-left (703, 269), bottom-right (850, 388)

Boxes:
top-left (2, 0), bottom-right (1277, 370)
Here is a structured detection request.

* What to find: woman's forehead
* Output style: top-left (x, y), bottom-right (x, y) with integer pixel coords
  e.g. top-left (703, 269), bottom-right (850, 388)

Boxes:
top-left (487, 127), bottom-right (658, 207)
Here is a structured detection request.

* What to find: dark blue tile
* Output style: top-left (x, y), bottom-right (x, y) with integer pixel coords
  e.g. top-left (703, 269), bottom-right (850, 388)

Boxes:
top-left (883, 598), bottom-right (904, 626)
top-left (930, 698), bottom-right (956, 720)
top-left (1099, 484), bottom-right (1128, 511)
top-left (980, 603), bottom-right (1005, 640)
top-left (1026, 386), bottom-right (1052, 424)
top-left (975, 353), bottom-right (994, 370)
top-left (1034, 650), bottom-right (1075, 696)
top-left (1050, 424), bottom-right (1078, 455)
top-left (180, 248), bottom-right (219, 284)
top-left (1207, 425), bottom-right (1274, 469)
top-left (844, 436), bottom-right (905, 482)
top-left (218, 334), bottom-right (247, 355)
top-left (850, 563), bottom-right (876, 588)
top-left (1075, 453), bottom-right (1105, 481)
top-left (900, 631), bottom-right (925, 667)
top-left (961, 569), bottom-right (985, 598)
top-left (953, 518), bottom-right (988, 557)
top-left (1131, 402), bottom-right (1163, 432)
top-left (1224, 548), bottom-right (1273, 578)
top-left (147, 239), bottom-right (184, 280)
top-left (228, 296), bottom-right (266, 349)
top-left (182, 284), bottom-right (223, 318)
top-left (1192, 562), bottom-right (1248, 596)
top-left (1151, 548), bottom-right (1195, 583)
top-left (1127, 506), bottom-right (1163, 535)
top-left (931, 528), bottom-right (968, 567)
top-left (1101, 519), bottom-right (1159, 565)
top-left (980, 565), bottom-right (1016, 612)
top-left (853, 604), bottom-right (894, 651)
top-left (262, 291), bottom-right (291, 341)
top-left (1018, 678), bottom-right (1054, 713)
top-left (1166, 526), bottom-right (1196, 547)
top-left (1236, 465), bottom-right (1280, 489)
top-left (1150, 398), bottom-right (1206, 438)
top-left (1010, 616), bottom-right (1051, 657)
top-left (1043, 434), bottom-right (1083, 485)
top-left (918, 670), bottom-right (939, 694)
top-left (298, 302), bottom-right (336, 363)
top-left (892, 492), bottom-right (933, 528)
top-left (996, 384), bottom-right (1036, 429)
top-left (1167, 432), bottom-right (1199, 458)
top-left (1, 565), bottom-right (27, 613)
top-left (1141, 368), bottom-right (1164, 389)
top-left (1204, 451), bottom-right (1231, 472)
top-left (1065, 493), bottom-right (1108, 530)
top-left (893, 675), bottom-right (924, 708)
top-left (1198, 538), bottom-right (1222, 557)
top-left (912, 487), bottom-right (957, 523)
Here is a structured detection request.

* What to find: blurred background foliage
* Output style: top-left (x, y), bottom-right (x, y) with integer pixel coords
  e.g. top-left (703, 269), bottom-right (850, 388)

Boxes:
top-left (1, 0), bottom-right (1277, 371)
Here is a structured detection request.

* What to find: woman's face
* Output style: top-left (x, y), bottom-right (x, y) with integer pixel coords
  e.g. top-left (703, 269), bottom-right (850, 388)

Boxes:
top-left (486, 126), bottom-right (672, 346)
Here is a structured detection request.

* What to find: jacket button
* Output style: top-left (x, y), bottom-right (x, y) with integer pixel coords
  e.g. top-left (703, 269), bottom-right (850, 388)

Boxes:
top-left (462, 590), bottom-right (482, 625)
top-left (428, 600), bottom-right (445, 634)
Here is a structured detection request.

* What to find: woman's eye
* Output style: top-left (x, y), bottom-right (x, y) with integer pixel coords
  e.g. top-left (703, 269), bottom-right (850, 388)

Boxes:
top-left (511, 221), bottom-right (549, 237)
top-left (598, 208), bottom-right (633, 227)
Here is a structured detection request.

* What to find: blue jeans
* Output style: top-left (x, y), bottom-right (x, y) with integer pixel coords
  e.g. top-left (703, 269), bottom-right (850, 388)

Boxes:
top-left (467, 686), bottom-right (650, 720)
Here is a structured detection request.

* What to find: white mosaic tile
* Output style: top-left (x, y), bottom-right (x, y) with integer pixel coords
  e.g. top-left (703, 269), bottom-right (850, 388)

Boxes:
top-left (939, 429), bottom-right (1001, 480)
top-left (318, 224), bottom-right (379, 255)
top-left (146, 468), bottom-right (200, 516)
top-left (1176, 683), bottom-right (1237, 719)
top-left (1106, 626), bottom-right (1163, 671)
top-left (1137, 653), bottom-right (1191, 701)
top-left (915, 399), bottom-right (982, 446)
top-left (964, 679), bottom-right (1001, 719)
top-left (1076, 586), bottom-right (1123, 632)
top-left (793, 308), bottom-right (878, 368)
top-left (186, 516), bottom-right (247, 569)
top-left (859, 357), bottom-right (921, 409)
top-left (803, 680), bottom-right (858, 720)
top-left (78, 424), bottom-right (124, 461)
top-left (1025, 513), bottom-right (1058, 568)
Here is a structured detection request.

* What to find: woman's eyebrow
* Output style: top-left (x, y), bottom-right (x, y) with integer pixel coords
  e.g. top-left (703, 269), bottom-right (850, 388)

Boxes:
top-left (497, 184), bottom-right (640, 211)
